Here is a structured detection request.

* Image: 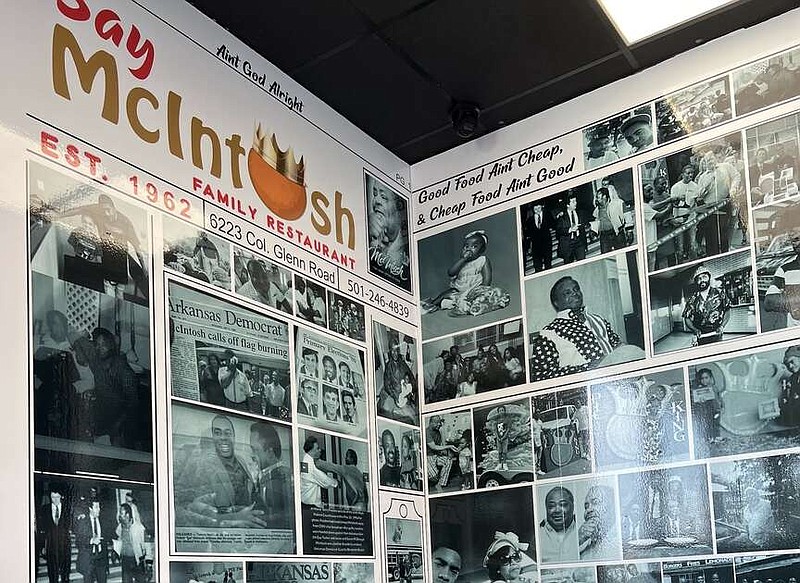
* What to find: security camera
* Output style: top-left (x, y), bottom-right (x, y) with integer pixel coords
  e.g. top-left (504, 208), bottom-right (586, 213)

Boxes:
top-left (451, 101), bottom-right (480, 139)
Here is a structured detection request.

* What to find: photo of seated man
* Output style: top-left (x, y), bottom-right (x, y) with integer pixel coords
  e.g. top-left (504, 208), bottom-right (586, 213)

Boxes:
top-left (639, 133), bottom-right (747, 272)
top-left (525, 252), bottom-right (645, 382)
top-left (733, 47), bottom-right (800, 116)
top-left (745, 112), bottom-right (800, 208)
top-left (648, 252), bottom-right (756, 355)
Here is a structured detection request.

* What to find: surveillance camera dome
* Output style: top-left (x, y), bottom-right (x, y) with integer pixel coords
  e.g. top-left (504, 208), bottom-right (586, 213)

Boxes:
top-left (451, 102), bottom-right (480, 139)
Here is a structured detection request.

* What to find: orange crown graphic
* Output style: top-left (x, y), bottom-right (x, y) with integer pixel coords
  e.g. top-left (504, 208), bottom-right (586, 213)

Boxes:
top-left (248, 124), bottom-right (308, 220)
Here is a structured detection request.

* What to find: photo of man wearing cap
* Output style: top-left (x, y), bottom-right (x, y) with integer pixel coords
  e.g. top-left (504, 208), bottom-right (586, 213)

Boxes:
top-left (581, 107), bottom-right (654, 169)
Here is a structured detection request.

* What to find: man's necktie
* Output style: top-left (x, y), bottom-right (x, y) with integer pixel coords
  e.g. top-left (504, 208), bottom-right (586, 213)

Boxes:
top-left (54, 505), bottom-right (60, 524)
top-left (92, 516), bottom-right (100, 554)
top-left (311, 404), bottom-right (318, 417)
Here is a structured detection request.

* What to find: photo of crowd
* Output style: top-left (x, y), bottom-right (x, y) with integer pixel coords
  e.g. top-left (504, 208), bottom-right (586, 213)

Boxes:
top-left (688, 344), bottom-right (800, 459)
top-left (429, 488), bottom-right (537, 583)
top-left (32, 271), bottom-right (152, 479)
top-left (535, 477), bottom-right (621, 564)
top-left (745, 112), bottom-right (800, 208)
top-left (582, 106), bottom-right (655, 169)
top-left (378, 420), bottom-right (422, 491)
top-left (710, 453), bottom-right (800, 553)
top-left (34, 475), bottom-right (155, 583)
top-left (732, 46), bottom-right (800, 116)
top-left (661, 559), bottom-right (734, 583)
top-left (655, 75), bottom-right (732, 144)
top-left (163, 217), bottom-right (231, 290)
top-left (734, 553), bottom-right (800, 582)
top-left (171, 403), bottom-right (295, 554)
top-left (29, 162), bottom-right (150, 306)
top-left (649, 252), bottom-right (756, 355)
top-left (617, 465), bottom-right (712, 560)
top-left (526, 251), bottom-right (645, 382)
top-left (233, 248), bottom-right (293, 315)
top-left (519, 169), bottom-right (636, 275)
top-left (418, 210), bottom-right (521, 340)
top-left (374, 320), bottom-right (419, 426)
top-left (422, 319), bottom-right (526, 404)
top-left (473, 399), bottom-right (533, 489)
top-left (365, 171), bottom-right (412, 292)
top-left (639, 133), bottom-right (747, 272)
top-left (590, 368), bottom-right (689, 472)
top-left (425, 411), bottom-right (474, 493)
top-left (327, 291), bottom-right (366, 341)
top-left (530, 387), bottom-right (592, 480)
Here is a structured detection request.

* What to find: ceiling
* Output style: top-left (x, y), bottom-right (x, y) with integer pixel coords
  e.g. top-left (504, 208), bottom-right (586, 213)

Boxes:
top-left (185, 0), bottom-right (799, 164)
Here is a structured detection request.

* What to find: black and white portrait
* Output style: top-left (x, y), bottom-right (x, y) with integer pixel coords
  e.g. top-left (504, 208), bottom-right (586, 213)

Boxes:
top-left (526, 251), bottom-right (645, 382)
top-left (233, 247), bottom-right (293, 315)
top-left (531, 387), bottom-right (591, 480)
top-left (618, 464), bottom-right (712, 560)
top-left (710, 453), bottom-right (800, 553)
top-left (425, 411), bottom-right (475, 493)
top-left (649, 251), bottom-right (755, 355)
top-left (582, 106), bottom-right (654, 169)
top-left (29, 161), bottom-right (150, 306)
top-left (519, 169), bottom-right (636, 275)
top-left (591, 368), bottom-right (689, 472)
top-left (163, 216), bottom-right (231, 290)
top-left (655, 75), bottom-right (732, 144)
top-left (744, 112), bottom-right (800, 208)
top-left (732, 46), bottom-right (800, 116)
top-left (639, 132), bottom-right (747, 272)
top-left (365, 171), bottom-right (412, 292)
top-left (378, 419), bottom-right (422, 492)
top-left (374, 320), bottom-right (419, 426)
top-left (418, 209), bottom-right (521, 340)
top-left (473, 399), bottom-right (533, 489)
top-left (423, 319), bottom-right (525, 405)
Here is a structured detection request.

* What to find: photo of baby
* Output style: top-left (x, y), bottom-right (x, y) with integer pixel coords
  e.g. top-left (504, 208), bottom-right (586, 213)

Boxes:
top-left (418, 210), bottom-right (522, 340)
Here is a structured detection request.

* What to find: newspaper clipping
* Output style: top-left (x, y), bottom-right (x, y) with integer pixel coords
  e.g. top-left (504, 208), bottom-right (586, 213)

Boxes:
top-left (169, 280), bottom-right (291, 421)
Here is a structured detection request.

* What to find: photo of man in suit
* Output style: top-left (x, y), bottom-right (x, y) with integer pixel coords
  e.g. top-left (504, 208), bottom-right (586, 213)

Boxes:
top-left (556, 195), bottom-right (588, 264)
top-left (38, 485), bottom-right (72, 583)
top-left (75, 499), bottom-right (108, 583)
top-left (523, 203), bottom-right (553, 273)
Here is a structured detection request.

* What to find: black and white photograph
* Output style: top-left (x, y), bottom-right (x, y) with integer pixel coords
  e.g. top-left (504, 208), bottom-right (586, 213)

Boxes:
top-left (582, 106), bottom-right (654, 169)
top-left (34, 474), bottom-right (155, 583)
top-left (294, 274), bottom-right (328, 327)
top-left (385, 518), bottom-right (423, 583)
top-left (591, 369), bottom-right (689, 473)
top-left (246, 562), bottom-right (331, 583)
top-left (171, 402), bottom-right (295, 554)
top-left (688, 345), bottom-right (800, 459)
top-left (373, 320), bottom-right (419, 426)
top-left (649, 252), bottom-right (756, 355)
top-left (29, 161), bottom-right (150, 306)
top-left (327, 290), bottom-right (366, 341)
top-left (661, 559), bottom-right (734, 583)
top-left (429, 487), bottom-right (537, 583)
top-left (596, 562), bottom-right (660, 583)
top-left (732, 46), bottom-right (800, 116)
top-left (530, 387), bottom-right (591, 480)
top-left (378, 419), bottom-right (422, 491)
top-left (233, 247), bottom-right (293, 315)
top-left (541, 567), bottom-right (596, 583)
top-left (334, 562), bottom-right (375, 583)
top-left (163, 216), bottom-right (231, 290)
top-left (710, 452), bottom-right (800, 553)
top-left (744, 112), bottom-right (800, 208)
top-left (425, 411), bottom-right (474, 493)
top-left (655, 75), bottom-right (732, 144)
top-left (168, 280), bottom-right (291, 421)
top-left (419, 209), bottom-right (521, 340)
top-left (473, 399), bottom-right (534, 489)
top-left (734, 553), bottom-right (800, 583)
top-left (365, 170), bottom-right (412, 292)
top-left (170, 562), bottom-right (243, 583)
top-left (519, 169), bottom-right (636, 275)
top-left (32, 271), bottom-right (152, 480)
top-left (639, 132), bottom-right (747, 272)
top-left (295, 327), bottom-right (367, 438)
top-left (422, 319), bottom-right (526, 405)
top-left (535, 477), bottom-right (621, 565)
top-left (298, 428), bottom-right (373, 556)
top-left (617, 464), bottom-right (713, 560)
top-left (526, 251), bottom-right (645, 382)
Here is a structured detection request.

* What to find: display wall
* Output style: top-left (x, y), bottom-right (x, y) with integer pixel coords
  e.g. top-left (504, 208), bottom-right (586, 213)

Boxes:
top-left (2, 2), bottom-right (800, 583)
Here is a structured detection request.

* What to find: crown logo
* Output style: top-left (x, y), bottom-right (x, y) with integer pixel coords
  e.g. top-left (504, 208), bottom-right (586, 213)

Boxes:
top-left (252, 124), bottom-right (305, 185)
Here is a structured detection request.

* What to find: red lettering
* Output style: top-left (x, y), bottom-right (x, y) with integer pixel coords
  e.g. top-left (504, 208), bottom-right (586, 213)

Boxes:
top-left (95, 9), bottom-right (124, 46)
top-left (40, 132), bottom-right (59, 159)
top-left (56, 0), bottom-right (90, 21)
top-left (266, 215), bottom-right (275, 230)
top-left (192, 177), bottom-right (203, 191)
top-left (84, 151), bottom-right (101, 174)
top-left (126, 26), bottom-right (155, 80)
top-left (65, 144), bottom-right (81, 167)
